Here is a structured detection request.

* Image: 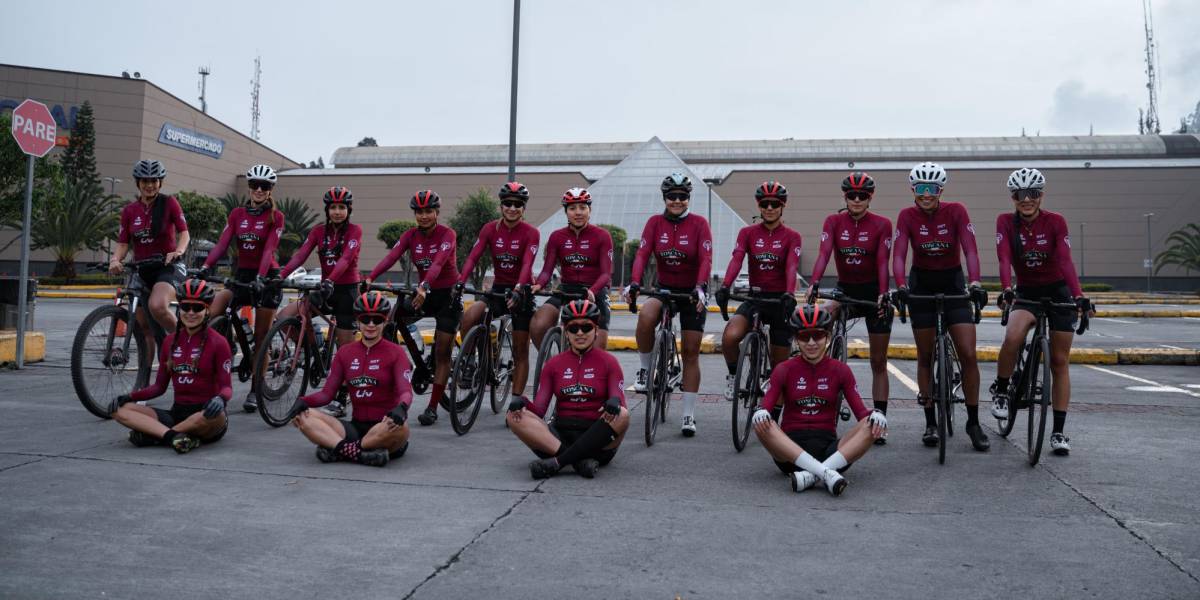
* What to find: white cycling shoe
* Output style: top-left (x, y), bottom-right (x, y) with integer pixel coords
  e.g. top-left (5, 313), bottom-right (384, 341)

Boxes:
top-left (822, 469), bottom-right (847, 496)
top-left (724, 373), bottom-right (735, 401)
top-left (681, 415), bottom-right (697, 438)
top-left (634, 368), bottom-right (648, 393)
top-left (1050, 433), bottom-right (1071, 456)
top-left (791, 471), bottom-right (818, 493)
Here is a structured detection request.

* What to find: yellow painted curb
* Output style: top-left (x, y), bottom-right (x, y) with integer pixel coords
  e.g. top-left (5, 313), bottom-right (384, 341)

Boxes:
top-left (37, 291), bottom-right (115, 299)
top-left (1116, 348), bottom-right (1200, 366)
top-left (611, 302), bottom-right (725, 313)
top-left (37, 284), bottom-right (118, 290)
top-left (0, 331), bottom-right (45, 364)
top-left (1070, 347), bottom-right (1119, 365)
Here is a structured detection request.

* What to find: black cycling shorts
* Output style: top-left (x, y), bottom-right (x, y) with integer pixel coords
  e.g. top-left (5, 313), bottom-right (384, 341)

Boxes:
top-left (835, 281), bottom-right (893, 335)
top-left (232, 267), bottom-right (283, 310)
top-left (1013, 281), bottom-right (1078, 333)
top-left (403, 288), bottom-right (462, 334)
top-left (543, 284), bottom-right (611, 330)
top-left (153, 403), bottom-right (227, 444)
top-left (772, 428), bottom-right (843, 474)
top-left (134, 261), bottom-right (187, 307)
top-left (906, 267), bottom-right (973, 330)
top-left (532, 416), bottom-right (619, 466)
top-left (320, 283), bottom-right (359, 331)
top-left (338, 418), bottom-right (409, 459)
top-left (649, 286), bottom-right (707, 333)
top-left (734, 292), bottom-right (795, 347)
top-left (485, 285), bottom-right (534, 332)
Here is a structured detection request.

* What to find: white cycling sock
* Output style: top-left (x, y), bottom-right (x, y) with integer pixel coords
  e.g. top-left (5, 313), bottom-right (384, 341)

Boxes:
top-left (822, 451), bottom-right (848, 472)
top-left (681, 392), bottom-right (697, 417)
top-left (638, 352), bottom-right (653, 371)
top-left (793, 452), bottom-right (826, 478)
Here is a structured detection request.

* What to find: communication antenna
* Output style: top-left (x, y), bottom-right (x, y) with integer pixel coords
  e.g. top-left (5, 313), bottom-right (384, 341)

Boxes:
top-left (197, 66), bottom-right (210, 114)
top-left (1141, 0), bottom-right (1161, 134)
top-left (250, 55), bottom-right (262, 140)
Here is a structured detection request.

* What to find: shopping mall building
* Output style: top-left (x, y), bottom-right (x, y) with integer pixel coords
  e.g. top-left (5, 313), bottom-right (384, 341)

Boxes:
top-left (4, 63), bottom-right (1200, 289)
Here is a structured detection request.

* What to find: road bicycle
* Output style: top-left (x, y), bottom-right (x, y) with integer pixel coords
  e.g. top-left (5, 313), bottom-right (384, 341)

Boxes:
top-left (629, 288), bottom-right (690, 447)
top-left (254, 281), bottom-right (343, 426)
top-left (529, 288), bottom-right (587, 418)
top-left (446, 286), bottom-right (516, 435)
top-left (814, 287), bottom-right (891, 424)
top-left (720, 292), bottom-right (786, 452)
top-left (195, 273), bottom-right (262, 386)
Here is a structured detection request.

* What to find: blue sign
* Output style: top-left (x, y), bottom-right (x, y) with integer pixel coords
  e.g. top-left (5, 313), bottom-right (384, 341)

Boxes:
top-left (157, 123), bottom-right (224, 158)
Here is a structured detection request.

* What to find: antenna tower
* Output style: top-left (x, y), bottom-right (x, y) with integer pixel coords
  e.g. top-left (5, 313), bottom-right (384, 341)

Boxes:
top-left (197, 66), bottom-right (210, 114)
top-left (1141, 0), bottom-right (1161, 134)
top-left (250, 56), bottom-right (262, 140)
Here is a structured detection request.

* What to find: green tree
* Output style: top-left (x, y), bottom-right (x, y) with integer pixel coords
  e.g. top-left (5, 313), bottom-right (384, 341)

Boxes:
top-left (623, 238), bottom-right (652, 287)
top-left (449, 188), bottom-right (500, 287)
top-left (30, 181), bottom-right (120, 279)
top-left (377, 219), bottom-right (417, 285)
top-left (1154, 223), bottom-right (1200, 275)
top-left (275, 197), bottom-right (319, 264)
top-left (59, 101), bottom-right (102, 195)
top-left (176, 190), bottom-right (225, 243)
top-left (0, 112), bottom-right (65, 251)
top-left (599, 224), bottom-right (627, 288)
top-left (357, 137), bottom-right (378, 147)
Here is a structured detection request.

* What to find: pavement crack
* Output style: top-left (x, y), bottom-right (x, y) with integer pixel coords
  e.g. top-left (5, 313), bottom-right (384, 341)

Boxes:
top-left (0, 456), bottom-right (47, 473)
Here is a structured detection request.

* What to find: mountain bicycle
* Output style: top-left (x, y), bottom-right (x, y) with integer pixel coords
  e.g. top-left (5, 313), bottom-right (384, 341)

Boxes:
top-left (446, 286), bottom-right (516, 435)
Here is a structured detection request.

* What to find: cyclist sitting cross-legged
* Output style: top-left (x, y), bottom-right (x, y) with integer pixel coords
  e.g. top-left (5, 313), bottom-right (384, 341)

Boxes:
top-left (507, 300), bottom-right (630, 480)
top-left (290, 291), bottom-right (412, 467)
top-left (992, 168), bottom-right (1094, 456)
top-left (111, 278), bottom-right (231, 454)
top-left (752, 304), bottom-right (886, 496)
top-left (625, 173), bottom-right (713, 437)
top-left (716, 181), bottom-right (803, 400)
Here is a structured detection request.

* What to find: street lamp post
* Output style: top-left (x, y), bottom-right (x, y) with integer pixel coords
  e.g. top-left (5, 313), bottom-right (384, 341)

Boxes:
top-left (1143, 213), bottom-right (1154, 293)
top-left (702, 176), bottom-right (725, 228)
top-left (103, 177), bottom-right (122, 264)
top-left (1078, 222), bottom-right (1085, 279)
top-left (506, 0), bottom-right (521, 183)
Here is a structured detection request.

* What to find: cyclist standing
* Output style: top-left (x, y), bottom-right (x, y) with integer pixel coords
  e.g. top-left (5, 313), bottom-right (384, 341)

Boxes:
top-left (291, 291), bottom-right (412, 467)
top-left (199, 164), bottom-right (285, 412)
top-left (456, 181), bottom-right (540, 400)
top-left (752, 305), bottom-right (886, 496)
top-left (364, 190), bottom-right (461, 427)
top-left (992, 168), bottom-right (1093, 456)
top-left (530, 187), bottom-right (614, 350)
top-left (109, 160), bottom-right (190, 355)
top-left (893, 162), bottom-right (990, 451)
top-left (625, 173), bottom-right (712, 437)
top-left (716, 181), bottom-right (802, 401)
top-left (110, 278), bottom-right (231, 454)
top-left (507, 299), bottom-right (629, 479)
top-left (807, 171), bottom-right (894, 440)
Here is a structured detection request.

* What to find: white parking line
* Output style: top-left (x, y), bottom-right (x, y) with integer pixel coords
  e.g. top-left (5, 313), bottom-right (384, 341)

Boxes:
top-left (1084, 365), bottom-right (1200, 399)
top-left (1096, 317), bottom-right (1138, 325)
top-left (1185, 317), bottom-right (1200, 322)
top-left (886, 362), bottom-right (919, 394)
top-left (1159, 345), bottom-right (1188, 350)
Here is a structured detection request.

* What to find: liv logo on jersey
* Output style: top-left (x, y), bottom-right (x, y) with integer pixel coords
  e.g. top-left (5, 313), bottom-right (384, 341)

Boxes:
top-left (560, 383), bottom-right (596, 398)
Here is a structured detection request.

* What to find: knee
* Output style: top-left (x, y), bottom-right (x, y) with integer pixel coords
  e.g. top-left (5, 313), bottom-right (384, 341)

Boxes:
top-left (1050, 354), bottom-right (1070, 372)
top-left (112, 405), bottom-right (132, 424)
top-left (681, 346), bottom-right (699, 363)
top-left (958, 350), bottom-right (978, 366)
top-left (869, 354), bottom-right (887, 372)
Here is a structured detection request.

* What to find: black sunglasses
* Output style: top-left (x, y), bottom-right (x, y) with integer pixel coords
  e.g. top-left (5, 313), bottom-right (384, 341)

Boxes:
top-left (357, 314), bottom-right (386, 326)
top-left (178, 303), bottom-right (208, 313)
top-left (845, 192), bottom-right (872, 202)
top-left (795, 330), bottom-right (829, 343)
top-left (1011, 189), bottom-right (1044, 201)
top-left (566, 323), bottom-right (595, 335)
top-left (664, 193), bottom-right (690, 202)
top-left (249, 181), bottom-right (274, 191)
top-left (500, 200), bottom-right (525, 209)
top-left (758, 201), bottom-right (783, 210)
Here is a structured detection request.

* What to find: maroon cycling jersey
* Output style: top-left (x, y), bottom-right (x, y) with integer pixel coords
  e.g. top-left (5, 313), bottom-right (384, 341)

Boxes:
top-left (892, 202), bottom-right (981, 287)
top-left (368, 224), bottom-right (459, 289)
top-left (996, 210), bottom-right (1082, 296)
top-left (530, 346), bottom-right (627, 422)
top-left (459, 220), bottom-right (539, 287)
top-left (301, 339), bottom-right (413, 422)
top-left (130, 327), bottom-right (232, 406)
top-left (810, 211), bottom-right (892, 296)
top-left (761, 355), bottom-right (868, 434)
top-left (117, 195), bottom-right (188, 260)
top-left (631, 214), bottom-right (713, 289)
top-left (204, 206), bottom-right (284, 276)
top-left (535, 224), bottom-right (613, 294)
top-left (281, 223), bottom-right (363, 285)
top-left (721, 223), bottom-right (802, 294)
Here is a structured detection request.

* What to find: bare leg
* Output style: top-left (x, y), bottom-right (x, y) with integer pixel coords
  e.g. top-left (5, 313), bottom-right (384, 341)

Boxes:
top-left (506, 409), bottom-right (563, 455)
top-left (912, 327), bottom-right (936, 398)
top-left (680, 330), bottom-right (702, 393)
top-left (996, 312), bottom-right (1036, 379)
top-left (721, 315), bottom-right (749, 368)
top-left (529, 305), bottom-right (558, 348)
top-left (434, 331), bottom-right (454, 386)
top-left (512, 330), bottom-right (531, 395)
top-left (1049, 330), bottom-right (1074, 412)
top-left (113, 403), bottom-right (169, 439)
top-left (172, 410), bottom-right (228, 440)
top-left (948, 323), bottom-right (980, 406)
top-left (148, 281), bottom-right (177, 334)
top-left (292, 409), bottom-right (348, 448)
top-left (208, 289), bottom-right (234, 321)
top-left (868, 332), bottom-right (890, 404)
top-left (634, 299), bottom-right (662, 353)
top-left (361, 421), bottom-right (411, 453)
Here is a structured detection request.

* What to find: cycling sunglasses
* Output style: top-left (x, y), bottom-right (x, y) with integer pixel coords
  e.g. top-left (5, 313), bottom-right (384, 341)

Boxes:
top-left (1011, 189), bottom-right (1044, 201)
top-left (565, 323), bottom-right (595, 335)
top-left (178, 303), bottom-right (208, 314)
top-left (758, 201), bottom-right (783, 210)
top-left (249, 181), bottom-right (274, 191)
top-left (844, 192), bottom-right (873, 202)
top-left (912, 183), bottom-right (943, 197)
top-left (795, 330), bottom-right (829, 344)
top-left (500, 200), bottom-right (526, 209)
top-left (357, 314), bottom-right (387, 326)
top-left (664, 193), bottom-right (690, 202)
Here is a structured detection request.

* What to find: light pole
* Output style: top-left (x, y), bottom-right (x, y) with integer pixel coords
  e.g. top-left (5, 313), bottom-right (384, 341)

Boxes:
top-left (1143, 213), bottom-right (1154, 293)
top-left (506, 0), bottom-right (521, 183)
top-left (103, 177), bottom-right (122, 264)
top-left (702, 176), bottom-right (725, 226)
top-left (1078, 222), bottom-right (1085, 279)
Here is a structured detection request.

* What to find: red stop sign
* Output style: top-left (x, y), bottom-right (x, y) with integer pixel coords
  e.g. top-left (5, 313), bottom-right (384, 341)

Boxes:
top-left (10, 99), bottom-right (57, 158)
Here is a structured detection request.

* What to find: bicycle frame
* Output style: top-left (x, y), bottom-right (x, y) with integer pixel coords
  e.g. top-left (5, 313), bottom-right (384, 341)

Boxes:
top-left (816, 288), bottom-right (884, 422)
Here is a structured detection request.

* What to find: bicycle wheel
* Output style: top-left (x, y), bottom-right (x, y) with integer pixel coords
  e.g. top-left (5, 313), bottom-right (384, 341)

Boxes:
top-left (946, 342), bottom-right (962, 437)
top-left (731, 332), bottom-right (765, 452)
top-left (660, 331), bottom-right (676, 425)
top-left (935, 334), bottom-right (951, 465)
top-left (532, 328), bottom-right (561, 422)
top-left (996, 346), bottom-right (1023, 438)
top-left (1027, 336), bottom-right (1051, 466)
top-left (643, 329), bottom-right (668, 446)
top-left (829, 332), bottom-right (851, 423)
top-left (71, 304), bottom-right (147, 419)
top-left (490, 318), bottom-right (514, 414)
top-left (448, 326), bottom-right (487, 435)
top-left (254, 316), bottom-right (310, 427)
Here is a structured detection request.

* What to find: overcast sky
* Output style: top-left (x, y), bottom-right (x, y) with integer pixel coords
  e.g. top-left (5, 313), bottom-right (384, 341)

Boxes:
top-left (5, 0), bottom-right (1198, 164)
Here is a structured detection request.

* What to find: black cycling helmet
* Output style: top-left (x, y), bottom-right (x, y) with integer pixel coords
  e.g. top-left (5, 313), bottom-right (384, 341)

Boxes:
top-left (560, 299), bottom-right (601, 325)
top-left (323, 186), bottom-right (353, 206)
top-left (410, 190), bottom-right (440, 210)
top-left (132, 159), bottom-right (166, 180)
top-left (177, 278), bottom-right (215, 305)
top-left (841, 171), bottom-right (876, 195)
top-left (789, 303), bottom-right (833, 333)
top-left (353, 291), bottom-right (392, 317)
top-left (660, 173), bottom-right (693, 196)
top-left (755, 181), bottom-right (788, 203)
top-left (498, 181), bottom-right (530, 203)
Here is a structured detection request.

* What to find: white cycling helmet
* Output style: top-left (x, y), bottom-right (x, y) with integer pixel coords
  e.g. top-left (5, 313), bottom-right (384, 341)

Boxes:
top-left (246, 164), bottom-right (278, 183)
top-left (1006, 167), bottom-right (1045, 191)
top-left (909, 162), bottom-right (948, 186)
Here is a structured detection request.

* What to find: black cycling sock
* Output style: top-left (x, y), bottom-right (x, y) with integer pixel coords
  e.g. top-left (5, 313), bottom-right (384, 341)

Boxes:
top-left (161, 429), bottom-right (180, 444)
top-left (335, 439), bottom-right (362, 462)
top-left (966, 405), bottom-right (979, 426)
top-left (923, 406), bottom-right (936, 427)
top-left (873, 400), bottom-right (888, 414)
top-left (993, 376), bottom-right (1010, 392)
top-left (554, 420), bottom-right (617, 467)
top-left (1053, 410), bottom-right (1067, 434)
top-left (726, 361), bottom-right (737, 375)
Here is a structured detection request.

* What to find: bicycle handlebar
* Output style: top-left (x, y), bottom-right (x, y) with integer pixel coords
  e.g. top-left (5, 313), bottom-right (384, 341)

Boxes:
top-left (892, 291), bottom-right (981, 325)
top-left (722, 293), bottom-right (786, 322)
top-left (462, 286), bottom-right (510, 301)
top-left (1000, 297), bottom-right (1091, 335)
top-left (628, 287), bottom-right (696, 315)
top-left (816, 289), bottom-right (884, 309)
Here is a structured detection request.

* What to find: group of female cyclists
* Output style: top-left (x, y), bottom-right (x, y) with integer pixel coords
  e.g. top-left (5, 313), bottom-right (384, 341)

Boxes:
top-left (104, 156), bottom-right (1093, 493)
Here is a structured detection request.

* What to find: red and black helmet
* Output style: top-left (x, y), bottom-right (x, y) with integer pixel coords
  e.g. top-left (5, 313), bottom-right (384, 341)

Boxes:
top-left (498, 181), bottom-right (530, 203)
top-left (177, 278), bottom-right (215, 305)
top-left (410, 190), bottom-right (441, 210)
top-left (789, 303), bottom-right (833, 333)
top-left (841, 172), bottom-right (875, 195)
top-left (353, 291), bottom-right (392, 317)
top-left (754, 181), bottom-right (788, 204)
top-left (323, 186), bottom-right (353, 206)
top-left (560, 299), bottom-right (601, 325)
top-left (561, 187), bottom-right (591, 206)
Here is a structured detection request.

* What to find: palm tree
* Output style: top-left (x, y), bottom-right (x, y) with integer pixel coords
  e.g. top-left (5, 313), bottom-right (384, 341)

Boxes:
top-left (275, 197), bottom-right (319, 264)
top-left (1154, 223), bottom-right (1200, 275)
top-left (31, 182), bottom-right (120, 279)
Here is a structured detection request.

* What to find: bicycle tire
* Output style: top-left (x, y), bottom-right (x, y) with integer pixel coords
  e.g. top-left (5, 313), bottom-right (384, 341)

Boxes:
top-left (935, 334), bottom-right (951, 465)
top-left (490, 318), bottom-right (514, 414)
top-left (254, 316), bottom-right (310, 427)
top-left (946, 341), bottom-right (962, 436)
top-left (829, 332), bottom-right (851, 423)
top-left (533, 328), bottom-right (561, 423)
top-left (661, 330), bottom-right (676, 425)
top-left (996, 345), bottom-right (1023, 438)
top-left (644, 329), bottom-right (665, 446)
top-left (448, 326), bottom-right (486, 435)
top-left (71, 304), bottom-right (147, 419)
top-left (731, 332), bottom-right (765, 452)
top-left (1028, 336), bottom-right (1051, 466)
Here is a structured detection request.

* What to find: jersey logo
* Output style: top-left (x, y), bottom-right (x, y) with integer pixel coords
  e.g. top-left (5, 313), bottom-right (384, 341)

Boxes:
top-left (563, 252), bottom-right (589, 266)
top-left (794, 395), bottom-right (827, 415)
top-left (415, 257), bottom-right (433, 269)
top-left (222, 359), bottom-right (232, 373)
top-left (348, 375), bottom-right (379, 388)
top-left (560, 382), bottom-right (596, 398)
top-left (919, 241), bottom-right (951, 254)
top-left (702, 240), bottom-right (712, 251)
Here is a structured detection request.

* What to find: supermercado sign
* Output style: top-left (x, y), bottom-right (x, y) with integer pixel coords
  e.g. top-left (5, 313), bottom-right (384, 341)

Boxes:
top-left (157, 123), bottom-right (224, 158)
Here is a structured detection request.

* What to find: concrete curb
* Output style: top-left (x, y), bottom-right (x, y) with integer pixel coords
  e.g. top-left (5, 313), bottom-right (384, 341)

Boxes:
top-left (0, 331), bottom-right (45, 365)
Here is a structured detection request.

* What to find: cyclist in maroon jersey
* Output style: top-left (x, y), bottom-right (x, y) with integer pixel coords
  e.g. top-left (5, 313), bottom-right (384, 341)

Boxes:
top-left (290, 291), bottom-right (413, 467)
top-left (625, 173), bottom-right (712, 437)
top-left (110, 278), bottom-right (231, 454)
top-left (507, 299), bottom-right (629, 479)
top-left (530, 187), bottom-right (614, 349)
top-left (991, 168), bottom-right (1094, 456)
top-left (892, 162), bottom-right (990, 451)
top-left (807, 171), bottom-right (894, 443)
top-left (715, 181), bottom-right (802, 401)
top-left (199, 164), bottom-right (285, 412)
top-left (752, 305), bottom-right (887, 496)
top-left (456, 181), bottom-right (540, 399)
top-left (363, 190), bottom-right (462, 427)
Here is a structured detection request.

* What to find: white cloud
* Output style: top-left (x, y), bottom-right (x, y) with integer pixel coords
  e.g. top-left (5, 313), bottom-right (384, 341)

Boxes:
top-left (1046, 81), bottom-right (1138, 135)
